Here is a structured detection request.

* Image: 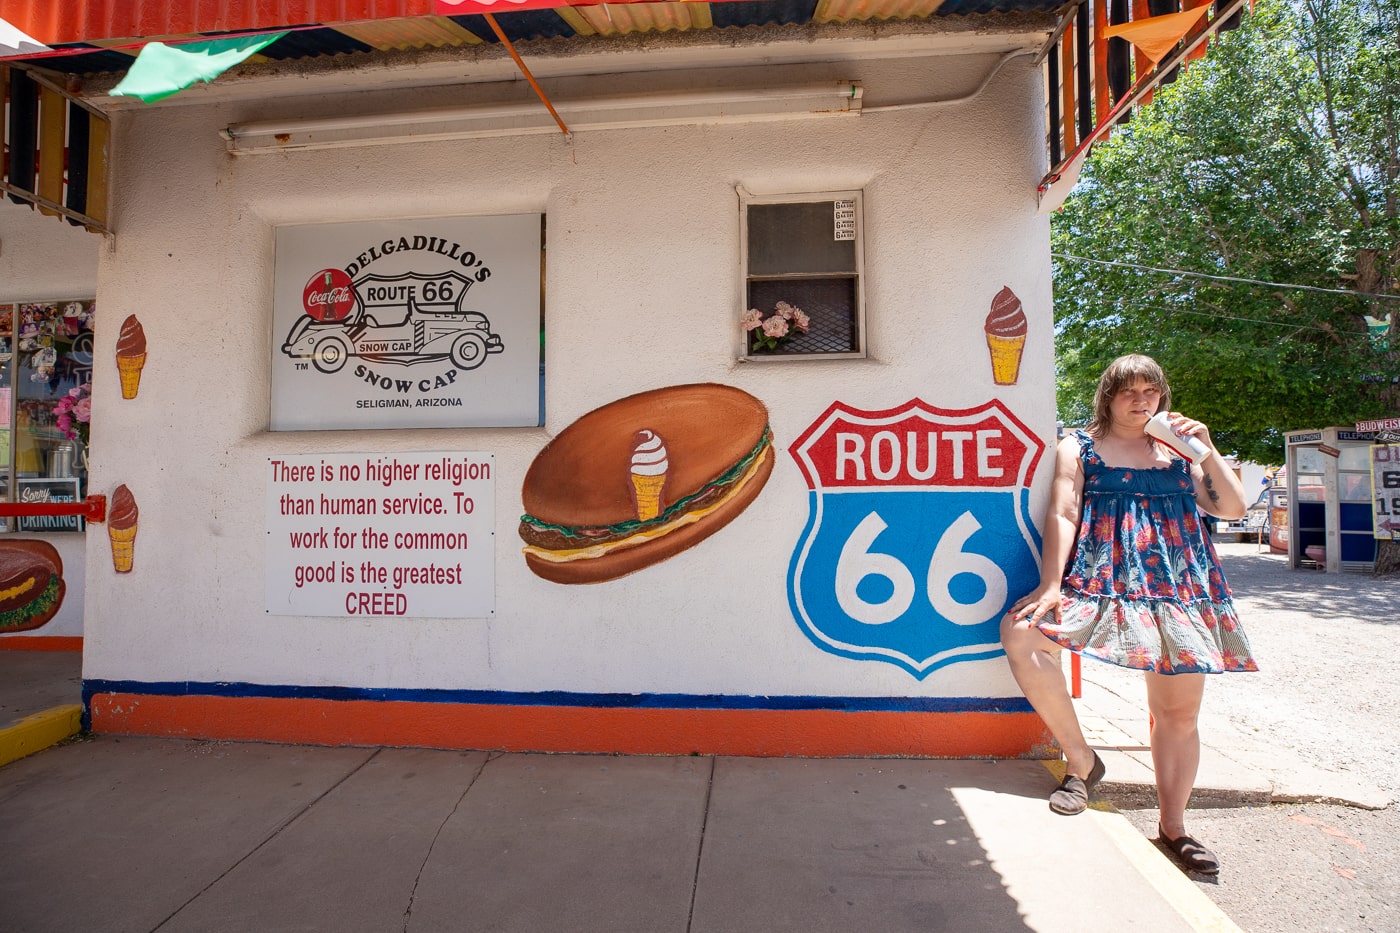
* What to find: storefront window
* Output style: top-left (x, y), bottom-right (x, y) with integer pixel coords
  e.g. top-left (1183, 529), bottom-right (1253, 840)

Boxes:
top-left (0, 300), bottom-right (95, 533)
top-left (741, 190), bottom-right (866, 360)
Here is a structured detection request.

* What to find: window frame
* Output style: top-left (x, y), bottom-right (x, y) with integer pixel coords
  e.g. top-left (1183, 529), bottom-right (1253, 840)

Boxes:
top-left (738, 189), bottom-right (867, 362)
top-left (0, 297), bottom-right (95, 533)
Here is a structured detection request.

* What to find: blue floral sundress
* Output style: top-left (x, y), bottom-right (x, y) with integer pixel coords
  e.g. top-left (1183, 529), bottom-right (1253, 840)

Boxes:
top-left (1034, 430), bottom-right (1258, 674)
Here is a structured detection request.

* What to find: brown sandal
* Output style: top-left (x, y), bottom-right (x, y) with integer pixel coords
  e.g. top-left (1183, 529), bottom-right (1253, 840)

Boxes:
top-left (1048, 752), bottom-right (1105, 815)
top-left (1158, 824), bottom-right (1220, 875)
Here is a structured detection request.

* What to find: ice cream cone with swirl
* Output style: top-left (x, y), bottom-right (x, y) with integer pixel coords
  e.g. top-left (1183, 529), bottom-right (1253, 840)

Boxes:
top-left (984, 286), bottom-right (1028, 386)
top-left (116, 315), bottom-right (147, 400)
top-left (630, 430), bottom-right (668, 521)
top-left (108, 484), bottom-right (139, 573)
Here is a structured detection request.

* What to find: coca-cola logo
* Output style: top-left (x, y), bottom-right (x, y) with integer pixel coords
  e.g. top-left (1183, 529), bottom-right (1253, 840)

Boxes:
top-left (302, 268), bottom-right (356, 322)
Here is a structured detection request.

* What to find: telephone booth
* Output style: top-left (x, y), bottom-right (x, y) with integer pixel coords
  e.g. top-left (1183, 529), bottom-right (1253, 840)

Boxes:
top-left (1283, 428), bottom-right (1379, 572)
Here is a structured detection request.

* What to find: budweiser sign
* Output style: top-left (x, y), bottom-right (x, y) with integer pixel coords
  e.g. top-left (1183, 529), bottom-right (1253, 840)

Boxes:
top-left (1356, 417), bottom-right (1400, 433)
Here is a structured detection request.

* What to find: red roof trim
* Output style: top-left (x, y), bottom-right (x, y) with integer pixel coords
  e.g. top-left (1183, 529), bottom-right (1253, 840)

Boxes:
top-left (3, 1), bottom-right (436, 45)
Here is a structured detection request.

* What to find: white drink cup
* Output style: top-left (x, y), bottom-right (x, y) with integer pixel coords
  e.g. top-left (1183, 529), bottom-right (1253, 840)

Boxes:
top-left (1144, 411), bottom-right (1210, 462)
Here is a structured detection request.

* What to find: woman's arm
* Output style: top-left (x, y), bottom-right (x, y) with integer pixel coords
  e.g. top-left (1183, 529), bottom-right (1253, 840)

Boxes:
top-left (1171, 413), bottom-right (1247, 519)
top-left (1011, 434), bottom-right (1086, 624)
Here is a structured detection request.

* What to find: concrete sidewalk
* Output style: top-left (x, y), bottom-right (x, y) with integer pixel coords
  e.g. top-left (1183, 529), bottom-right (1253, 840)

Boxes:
top-left (1076, 663), bottom-right (1391, 813)
top-left (0, 735), bottom-right (1235, 933)
top-left (2, 539), bottom-right (1389, 932)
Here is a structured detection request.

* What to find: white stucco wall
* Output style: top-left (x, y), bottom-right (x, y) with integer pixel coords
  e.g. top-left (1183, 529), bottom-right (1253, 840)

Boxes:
top-left (0, 199), bottom-right (99, 639)
top-left (80, 48), bottom-right (1055, 700)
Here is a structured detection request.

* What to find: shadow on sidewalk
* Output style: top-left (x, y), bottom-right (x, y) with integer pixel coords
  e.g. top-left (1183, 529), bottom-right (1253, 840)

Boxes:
top-left (1, 738), bottom-right (1056, 933)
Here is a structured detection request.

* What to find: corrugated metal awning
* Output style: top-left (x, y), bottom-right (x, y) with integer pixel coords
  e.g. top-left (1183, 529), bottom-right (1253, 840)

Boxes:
top-left (0, 0), bottom-right (1255, 227)
top-left (2, 0), bottom-right (1066, 74)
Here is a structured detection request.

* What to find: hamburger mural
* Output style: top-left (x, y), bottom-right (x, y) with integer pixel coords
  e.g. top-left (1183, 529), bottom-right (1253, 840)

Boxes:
top-left (519, 384), bottom-right (774, 584)
top-left (0, 540), bottom-right (66, 633)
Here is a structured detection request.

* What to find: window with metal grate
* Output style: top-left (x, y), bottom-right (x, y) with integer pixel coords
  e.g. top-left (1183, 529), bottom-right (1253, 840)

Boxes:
top-left (740, 191), bottom-right (866, 361)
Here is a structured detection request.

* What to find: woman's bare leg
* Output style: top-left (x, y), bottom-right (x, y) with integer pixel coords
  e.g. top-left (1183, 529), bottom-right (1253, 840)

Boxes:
top-left (1000, 615), bottom-right (1097, 778)
top-left (1144, 671), bottom-right (1206, 838)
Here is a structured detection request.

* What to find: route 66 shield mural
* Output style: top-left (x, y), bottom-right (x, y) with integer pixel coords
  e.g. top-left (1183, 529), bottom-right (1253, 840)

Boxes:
top-left (788, 399), bottom-right (1046, 678)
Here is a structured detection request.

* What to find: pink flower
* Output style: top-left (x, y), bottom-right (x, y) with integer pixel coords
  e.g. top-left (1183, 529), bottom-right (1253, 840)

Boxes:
top-left (791, 309), bottom-right (811, 331)
top-left (74, 397), bottom-right (92, 421)
top-left (56, 413), bottom-right (73, 434)
top-left (775, 301), bottom-right (796, 320)
top-left (740, 308), bottom-right (764, 332)
top-left (762, 316), bottom-right (789, 338)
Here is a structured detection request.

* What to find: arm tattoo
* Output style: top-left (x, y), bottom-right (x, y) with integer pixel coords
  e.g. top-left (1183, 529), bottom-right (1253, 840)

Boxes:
top-left (1202, 471), bottom-right (1221, 506)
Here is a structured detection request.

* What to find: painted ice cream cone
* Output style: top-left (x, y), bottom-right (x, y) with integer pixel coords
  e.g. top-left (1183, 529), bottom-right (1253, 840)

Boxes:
top-left (108, 484), bottom-right (138, 573)
top-left (116, 315), bottom-right (147, 399)
top-left (629, 429), bottom-right (669, 521)
top-left (986, 335), bottom-right (1026, 385)
top-left (984, 286), bottom-right (1028, 386)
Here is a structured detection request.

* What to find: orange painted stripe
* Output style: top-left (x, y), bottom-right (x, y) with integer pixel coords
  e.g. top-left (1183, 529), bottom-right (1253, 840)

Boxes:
top-left (1093, 0), bottom-right (1109, 123)
top-left (89, 693), bottom-right (1052, 758)
top-left (1132, 0), bottom-right (1150, 78)
top-left (0, 636), bottom-right (82, 651)
top-left (1060, 22), bottom-right (1076, 151)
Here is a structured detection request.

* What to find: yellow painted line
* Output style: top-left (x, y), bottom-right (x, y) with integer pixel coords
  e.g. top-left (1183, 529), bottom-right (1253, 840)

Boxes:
top-left (1042, 760), bottom-right (1241, 931)
top-left (0, 704), bottom-right (82, 768)
top-left (1090, 806), bottom-right (1244, 933)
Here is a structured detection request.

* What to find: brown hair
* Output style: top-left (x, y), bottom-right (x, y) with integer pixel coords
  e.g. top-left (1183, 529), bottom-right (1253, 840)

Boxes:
top-left (1086, 354), bottom-right (1171, 438)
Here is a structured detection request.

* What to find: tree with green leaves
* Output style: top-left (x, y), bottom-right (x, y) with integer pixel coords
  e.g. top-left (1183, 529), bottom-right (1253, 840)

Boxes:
top-left (1053, 0), bottom-right (1399, 467)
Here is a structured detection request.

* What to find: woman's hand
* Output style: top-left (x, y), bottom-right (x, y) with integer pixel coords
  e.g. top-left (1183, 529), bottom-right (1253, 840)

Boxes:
top-left (1011, 585), bottom-right (1062, 625)
top-left (1166, 412), bottom-right (1214, 453)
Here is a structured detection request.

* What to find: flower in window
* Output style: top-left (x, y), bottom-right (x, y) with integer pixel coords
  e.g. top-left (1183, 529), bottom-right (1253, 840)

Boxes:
top-left (54, 382), bottom-right (92, 447)
top-left (743, 301), bottom-right (810, 352)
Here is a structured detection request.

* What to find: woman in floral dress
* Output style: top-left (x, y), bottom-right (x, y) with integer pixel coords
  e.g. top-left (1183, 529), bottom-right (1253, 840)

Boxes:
top-left (1001, 354), bottom-right (1258, 875)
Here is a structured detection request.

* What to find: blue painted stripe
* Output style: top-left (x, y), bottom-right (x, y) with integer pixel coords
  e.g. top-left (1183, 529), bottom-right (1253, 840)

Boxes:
top-left (82, 679), bottom-right (1032, 714)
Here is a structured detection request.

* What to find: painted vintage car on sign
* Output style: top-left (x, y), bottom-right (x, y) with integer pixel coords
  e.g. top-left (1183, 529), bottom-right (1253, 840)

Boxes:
top-left (281, 270), bottom-right (504, 374)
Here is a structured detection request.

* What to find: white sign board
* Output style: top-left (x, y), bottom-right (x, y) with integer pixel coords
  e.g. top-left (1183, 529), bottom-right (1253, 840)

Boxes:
top-left (1372, 444), bottom-right (1400, 540)
top-left (271, 214), bottom-right (542, 431)
top-left (265, 452), bottom-right (495, 618)
top-left (833, 199), bottom-right (856, 241)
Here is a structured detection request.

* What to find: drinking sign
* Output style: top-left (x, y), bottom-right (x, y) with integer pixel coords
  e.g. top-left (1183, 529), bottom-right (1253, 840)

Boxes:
top-left (787, 399), bottom-right (1045, 677)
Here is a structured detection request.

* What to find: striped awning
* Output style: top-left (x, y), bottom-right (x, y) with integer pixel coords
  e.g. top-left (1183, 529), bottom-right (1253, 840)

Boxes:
top-left (1, 0), bottom-right (1254, 227)
top-left (2, 1), bottom-right (1065, 74)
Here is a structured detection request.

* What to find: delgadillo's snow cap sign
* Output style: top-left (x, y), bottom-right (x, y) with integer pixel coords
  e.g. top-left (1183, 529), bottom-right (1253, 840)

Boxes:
top-left (270, 214), bottom-right (542, 431)
top-left (788, 399), bottom-right (1045, 678)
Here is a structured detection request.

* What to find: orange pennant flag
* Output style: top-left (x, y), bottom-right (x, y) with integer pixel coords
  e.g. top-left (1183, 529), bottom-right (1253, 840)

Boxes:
top-left (1102, 5), bottom-right (1212, 66)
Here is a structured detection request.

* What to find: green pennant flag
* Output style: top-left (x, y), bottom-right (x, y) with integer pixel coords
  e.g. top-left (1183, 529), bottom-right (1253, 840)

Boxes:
top-left (111, 33), bottom-right (288, 103)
